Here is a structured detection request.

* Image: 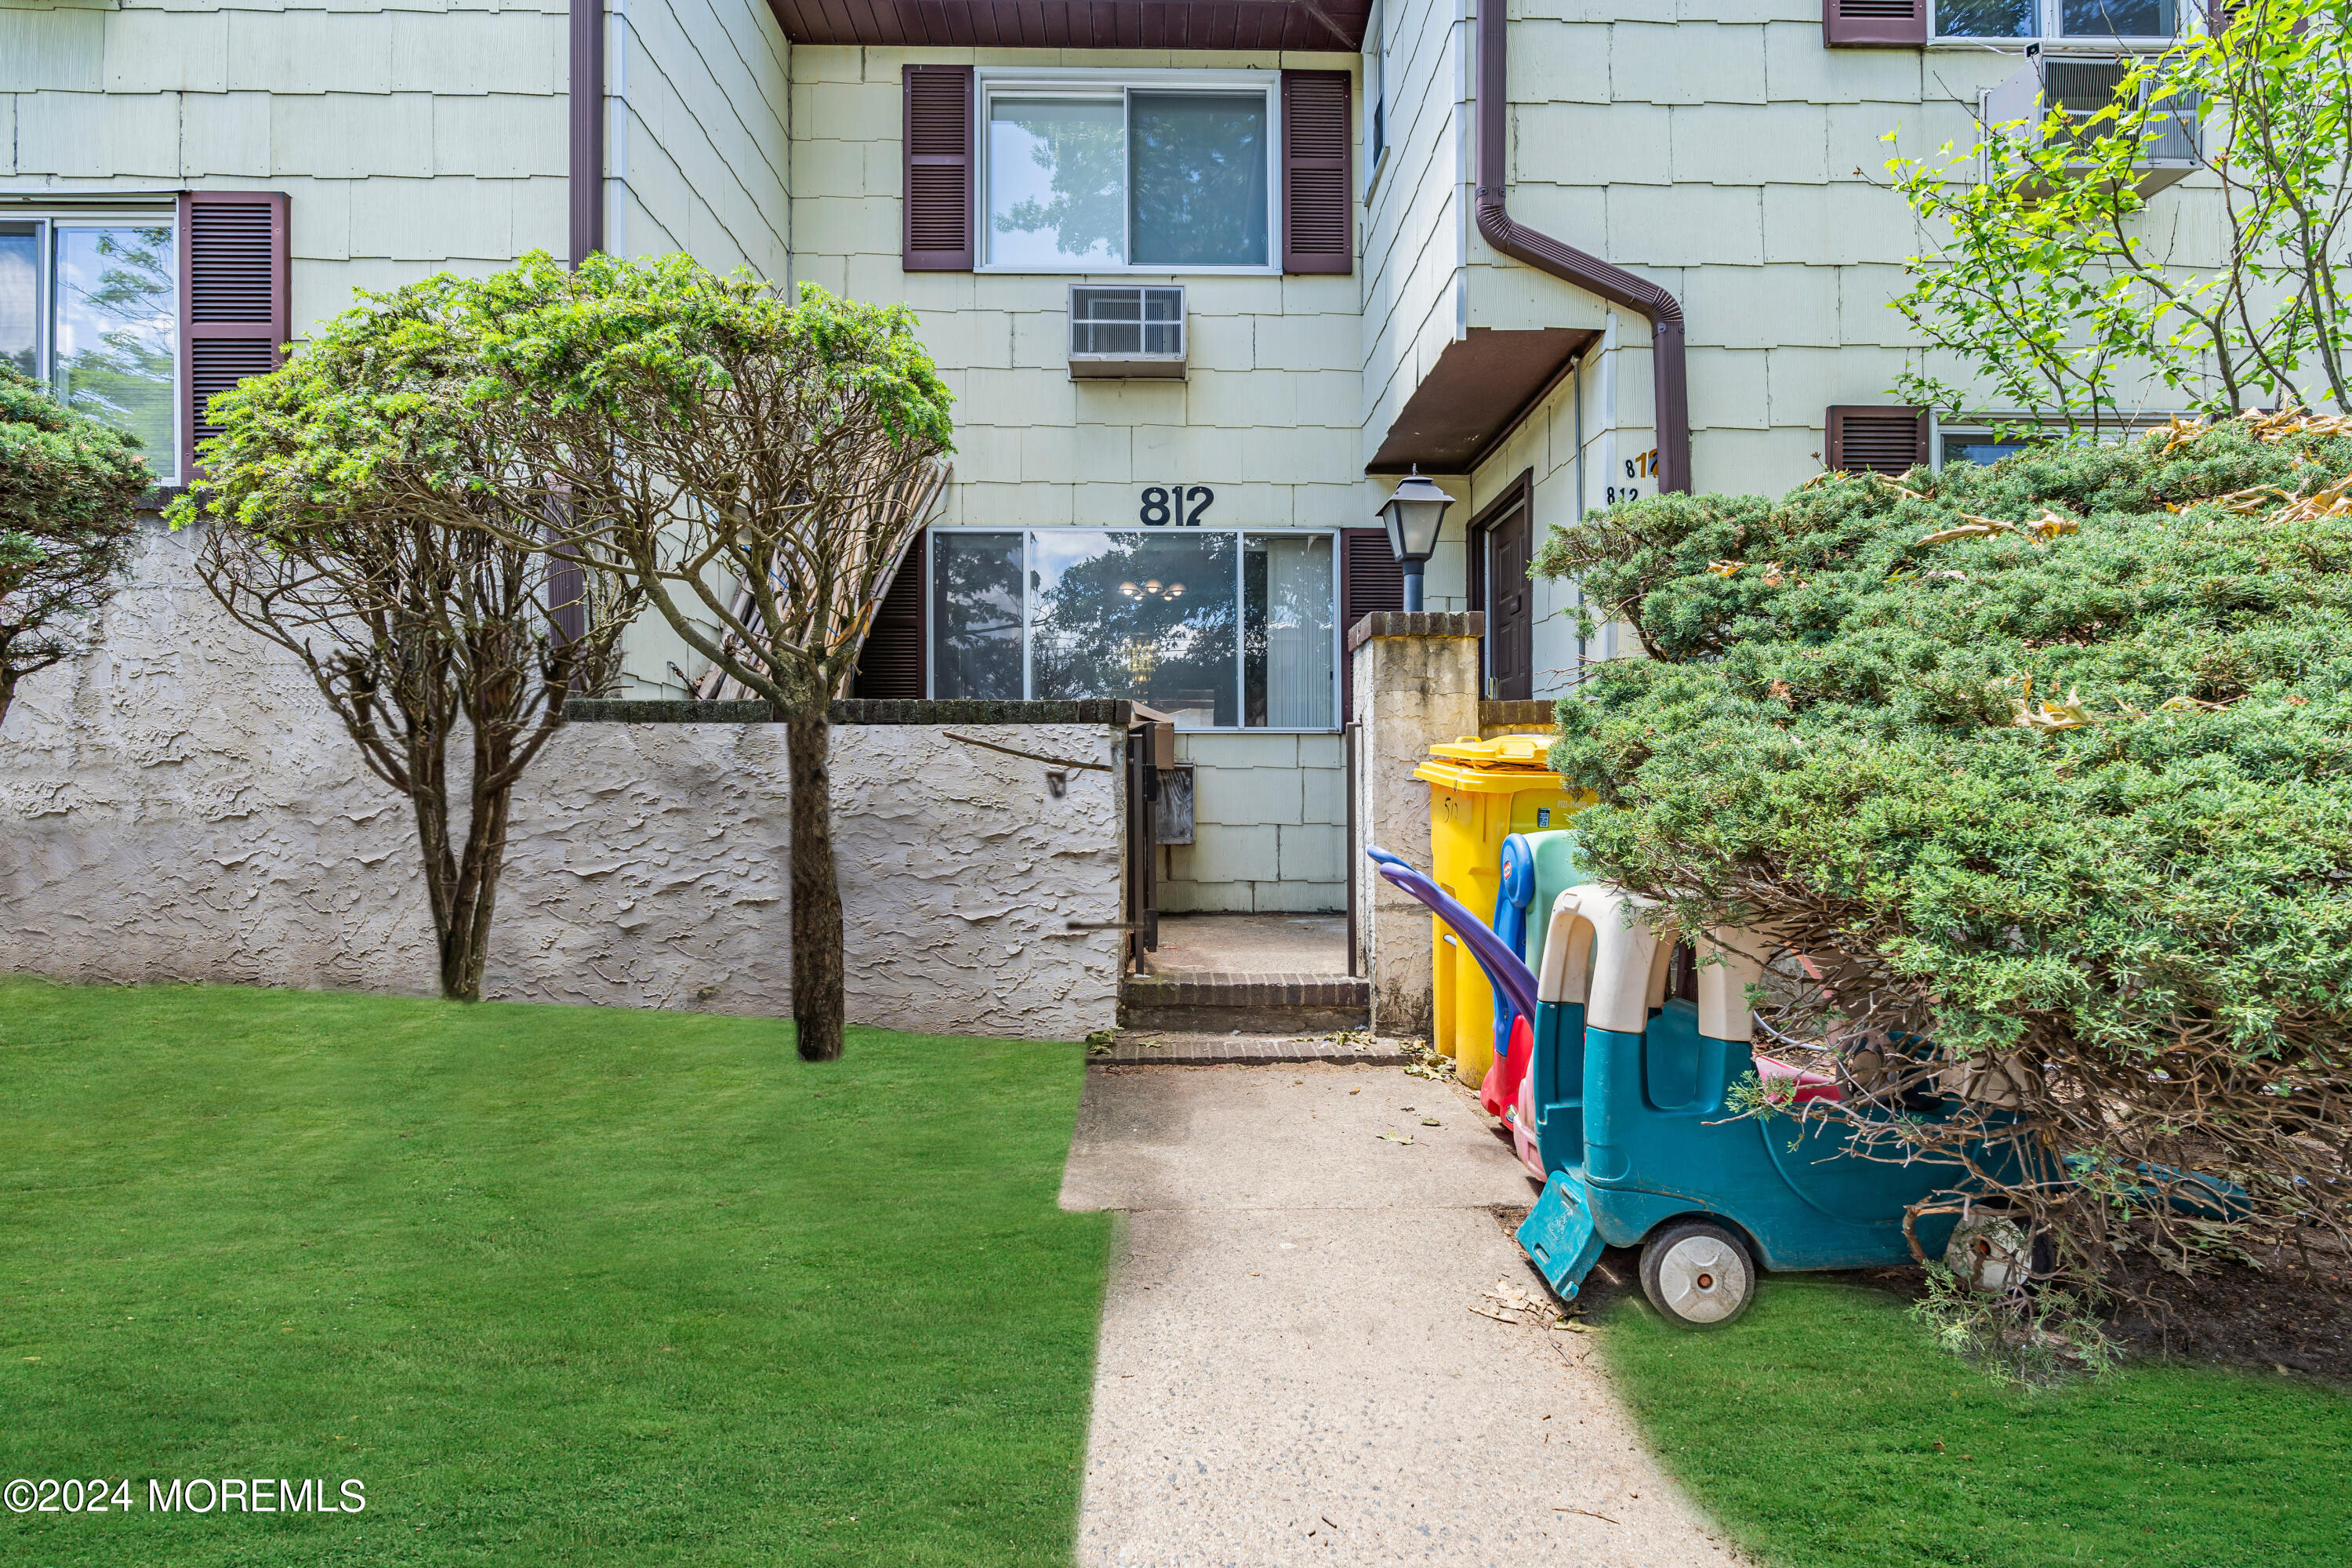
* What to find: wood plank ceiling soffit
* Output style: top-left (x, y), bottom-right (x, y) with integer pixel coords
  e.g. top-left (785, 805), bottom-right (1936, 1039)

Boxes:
top-left (1367, 327), bottom-right (1599, 476)
top-left (767, 0), bottom-right (1370, 52)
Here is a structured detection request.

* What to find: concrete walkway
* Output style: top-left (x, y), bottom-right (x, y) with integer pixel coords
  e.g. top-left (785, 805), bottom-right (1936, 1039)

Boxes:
top-left (1061, 1062), bottom-right (1747, 1567)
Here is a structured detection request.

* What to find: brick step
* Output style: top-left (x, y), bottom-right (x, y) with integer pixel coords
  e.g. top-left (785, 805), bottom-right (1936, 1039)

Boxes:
top-left (1119, 971), bottom-right (1370, 1033)
top-left (1095, 1033), bottom-right (1406, 1067)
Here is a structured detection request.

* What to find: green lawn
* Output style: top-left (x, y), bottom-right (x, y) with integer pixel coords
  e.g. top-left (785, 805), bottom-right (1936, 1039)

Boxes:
top-left (1602, 1275), bottom-right (2352, 1568)
top-left (0, 979), bottom-right (1109, 1566)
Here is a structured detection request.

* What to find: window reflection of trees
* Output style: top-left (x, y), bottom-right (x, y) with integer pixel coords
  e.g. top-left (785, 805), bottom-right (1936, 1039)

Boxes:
top-left (990, 100), bottom-right (1126, 263)
top-left (1129, 94), bottom-right (1268, 267)
top-left (53, 227), bottom-right (176, 473)
top-left (1031, 532), bottom-right (1236, 726)
top-left (932, 533), bottom-right (1025, 699)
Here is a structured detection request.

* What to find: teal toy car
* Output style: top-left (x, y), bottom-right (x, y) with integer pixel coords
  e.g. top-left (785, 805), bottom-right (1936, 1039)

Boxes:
top-left (1517, 881), bottom-right (1995, 1327)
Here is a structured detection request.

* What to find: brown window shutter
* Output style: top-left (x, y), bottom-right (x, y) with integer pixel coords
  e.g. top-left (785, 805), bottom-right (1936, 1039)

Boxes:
top-left (903, 65), bottom-right (974, 271)
top-left (1823, 0), bottom-right (1926, 47)
top-left (1339, 528), bottom-right (1406, 721)
top-left (851, 532), bottom-right (927, 699)
top-left (1281, 70), bottom-right (1352, 275)
top-left (177, 190), bottom-right (289, 481)
top-left (1827, 405), bottom-right (1929, 474)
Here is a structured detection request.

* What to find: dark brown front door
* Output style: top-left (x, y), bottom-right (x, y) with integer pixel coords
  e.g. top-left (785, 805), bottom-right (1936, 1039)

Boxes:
top-left (1471, 475), bottom-right (1534, 700)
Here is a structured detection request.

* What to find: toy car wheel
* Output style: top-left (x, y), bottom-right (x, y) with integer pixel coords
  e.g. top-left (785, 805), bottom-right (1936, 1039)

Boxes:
top-left (1640, 1220), bottom-right (1755, 1329)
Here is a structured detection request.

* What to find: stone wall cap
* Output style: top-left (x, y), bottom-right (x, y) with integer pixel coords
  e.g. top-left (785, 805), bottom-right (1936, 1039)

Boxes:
top-left (1345, 611), bottom-right (1487, 652)
top-left (1479, 699), bottom-right (1557, 728)
top-left (568, 697), bottom-right (1135, 727)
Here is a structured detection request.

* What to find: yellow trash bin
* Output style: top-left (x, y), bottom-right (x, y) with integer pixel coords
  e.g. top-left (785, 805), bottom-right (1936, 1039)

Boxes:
top-left (1414, 735), bottom-right (1581, 1089)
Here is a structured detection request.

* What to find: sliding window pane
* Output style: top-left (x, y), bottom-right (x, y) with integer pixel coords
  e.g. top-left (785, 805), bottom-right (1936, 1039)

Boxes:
top-left (0, 226), bottom-right (36, 377)
top-left (2060, 0), bottom-right (2173, 34)
top-left (1243, 535), bottom-right (1334, 728)
top-left (1030, 530), bottom-right (1237, 728)
top-left (1935, 0), bottom-right (2035, 34)
top-left (1129, 93), bottom-right (1269, 267)
top-left (932, 532), bottom-right (1026, 699)
top-left (989, 97), bottom-right (1127, 267)
top-left (52, 225), bottom-right (176, 478)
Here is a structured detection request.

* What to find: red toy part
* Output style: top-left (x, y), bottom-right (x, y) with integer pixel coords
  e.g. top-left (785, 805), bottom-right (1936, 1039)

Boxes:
top-left (1482, 1012), bottom-right (1534, 1120)
top-left (1753, 1053), bottom-right (1842, 1104)
top-left (1509, 1050), bottom-right (1545, 1178)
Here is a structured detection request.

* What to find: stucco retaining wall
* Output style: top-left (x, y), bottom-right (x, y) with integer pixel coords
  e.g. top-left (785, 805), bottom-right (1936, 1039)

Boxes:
top-left (0, 523), bottom-right (1123, 1038)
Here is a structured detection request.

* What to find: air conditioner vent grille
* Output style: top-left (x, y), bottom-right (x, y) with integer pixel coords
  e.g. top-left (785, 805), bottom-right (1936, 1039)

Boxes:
top-left (1069, 286), bottom-right (1186, 377)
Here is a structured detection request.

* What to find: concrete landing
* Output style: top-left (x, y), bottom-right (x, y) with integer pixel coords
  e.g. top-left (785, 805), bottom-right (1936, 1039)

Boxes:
top-left (1061, 1063), bottom-right (1745, 1568)
top-left (1126, 914), bottom-right (1369, 1032)
top-left (1142, 913), bottom-right (1352, 977)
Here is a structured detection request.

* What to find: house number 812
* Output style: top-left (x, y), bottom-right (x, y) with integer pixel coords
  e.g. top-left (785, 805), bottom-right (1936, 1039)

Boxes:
top-left (1139, 485), bottom-right (1214, 525)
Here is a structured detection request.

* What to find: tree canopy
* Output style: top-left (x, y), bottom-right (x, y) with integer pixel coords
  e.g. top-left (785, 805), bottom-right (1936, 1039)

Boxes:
top-left (0, 361), bottom-right (151, 727)
top-left (1890, 0), bottom-right (2352, 437)
top-left (1535, 412), bottom-right (2352, 1298)
top-left (168, 272), bottom-right (641, 1002)
top-left (426, 252), bottom-right (955, 1060)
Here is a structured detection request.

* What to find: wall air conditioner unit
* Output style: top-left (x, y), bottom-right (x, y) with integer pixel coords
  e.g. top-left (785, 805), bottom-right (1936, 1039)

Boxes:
top-left (1981, 56), bottom-right (2198, 198)
top-left (1068, 285), bottom-right (1186, 379)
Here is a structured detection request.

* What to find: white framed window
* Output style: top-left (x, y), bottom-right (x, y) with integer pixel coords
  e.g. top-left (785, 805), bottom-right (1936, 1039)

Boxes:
top-left (1927, 412), bottom-right (2187, 470)
top-left (1364, 0), bottom-right (1388, 193)
top-left (978, 69), bottom-right (1280, 274)
top-left (929, 527), bottom-right (1340, 730)
top-left (1933, 429), bottom-right (2042, 468)
top-left (1933, 0), bottom-right (2180, 43)
top-left (0, 208), bottom-right (180, 485)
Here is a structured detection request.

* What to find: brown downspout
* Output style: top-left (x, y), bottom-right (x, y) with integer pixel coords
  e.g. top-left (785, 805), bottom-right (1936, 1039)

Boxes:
top-left (568, 0), bottom-right (605, 266)
top-left (1474, 1), bottom-right (1691, 495)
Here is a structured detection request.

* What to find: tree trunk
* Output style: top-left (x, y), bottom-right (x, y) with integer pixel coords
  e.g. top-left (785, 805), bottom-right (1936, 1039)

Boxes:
top-left (404, 735), bottom-right (467, 1001)
top-left (441, 772), bottom-right (514, 1004)
top-left (400, 720), bottom-right (518, 1006)
top-left (786, 713), bottom-right (844, 1062)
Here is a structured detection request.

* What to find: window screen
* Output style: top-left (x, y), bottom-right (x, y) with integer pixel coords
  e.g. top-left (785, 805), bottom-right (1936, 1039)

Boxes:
top-left (1128, 93), bottom-right (1269, 267)
top-left (2061, 0), bottom-right (2174, 33)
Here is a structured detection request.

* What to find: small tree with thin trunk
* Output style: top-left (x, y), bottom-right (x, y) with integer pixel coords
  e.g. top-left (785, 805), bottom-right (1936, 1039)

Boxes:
top-left (1889, 0), bottom-right (2352, 437)
top-left (455, 254), bottom-right (953, 1062)
top-left (0, 361), bottom-right (151, 730)
top-left (167, 278), bottom-right (643, 1002)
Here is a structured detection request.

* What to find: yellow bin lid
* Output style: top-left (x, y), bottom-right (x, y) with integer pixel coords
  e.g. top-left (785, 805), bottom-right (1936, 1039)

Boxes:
top-left (1414, 734), bottom-right (1563, 792)
top-left (1427, 734), bottom-right (1553, 768)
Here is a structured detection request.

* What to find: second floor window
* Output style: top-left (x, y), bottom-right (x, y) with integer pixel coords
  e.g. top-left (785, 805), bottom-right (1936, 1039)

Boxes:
top-left (982, 74), bottom-right (1275, 272)
top-left (1936, 0), bottom-right (2177, 41)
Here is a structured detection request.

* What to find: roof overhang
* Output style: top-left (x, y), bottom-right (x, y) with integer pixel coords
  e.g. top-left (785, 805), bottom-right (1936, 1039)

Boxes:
top-left (1367, 327), bottom-right (1599, 477)
top-left (769, 0), bottom-right (1369, 52)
